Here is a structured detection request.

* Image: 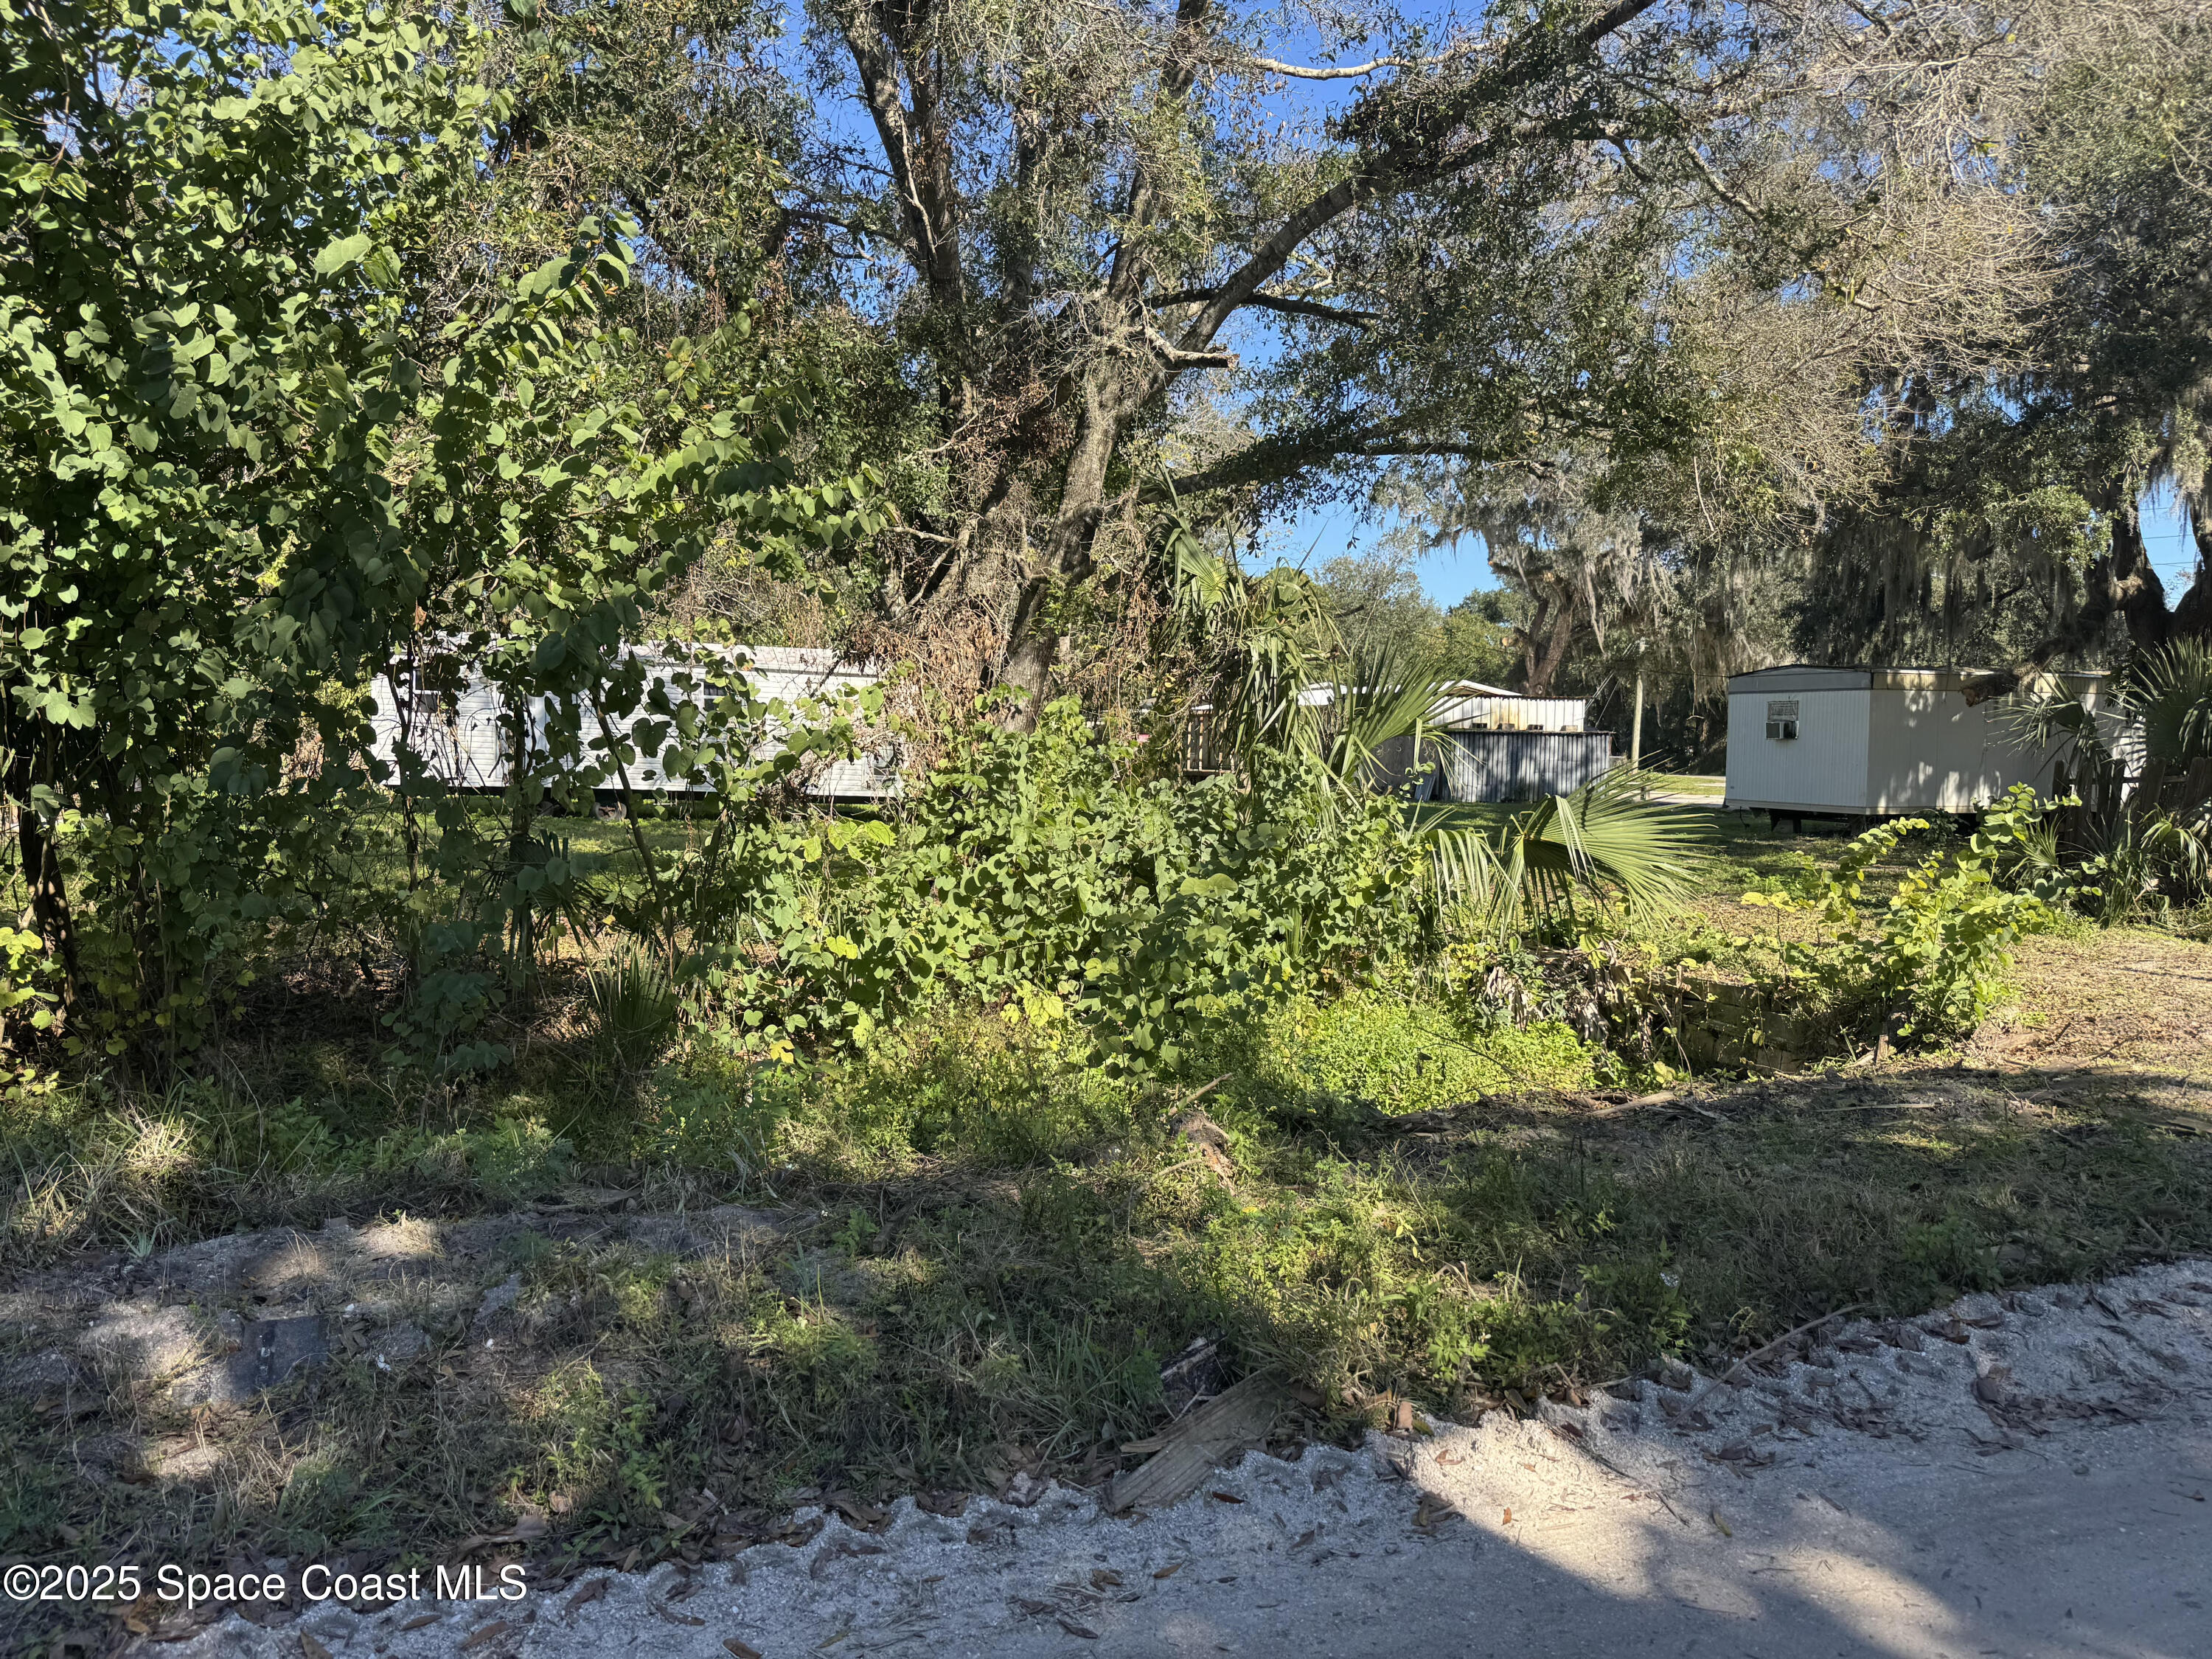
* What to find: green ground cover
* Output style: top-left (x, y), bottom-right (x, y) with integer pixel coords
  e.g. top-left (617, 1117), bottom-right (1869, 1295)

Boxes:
top-left (7, 795), bottom-right (2211, 1582)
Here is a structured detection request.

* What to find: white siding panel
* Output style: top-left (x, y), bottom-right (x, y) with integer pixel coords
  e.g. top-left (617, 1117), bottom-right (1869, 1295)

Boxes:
top-left (1726, 667), bottom-right (2111, 817)
top-left (369, 674), bottom-right (515, 789)
top-left (1975, 707), bottom-right (2073, 807)
top-left (1430, 695), bottom-right (1588, 732)
top-left (367, 644), bottom-right (901, 800)
top-left (1865, 686), bottom-right (1989, 813)
top-left (1867, 689), bottom-right (2080, 814)
top-left (1725, 688), bottom-right (1869, 810)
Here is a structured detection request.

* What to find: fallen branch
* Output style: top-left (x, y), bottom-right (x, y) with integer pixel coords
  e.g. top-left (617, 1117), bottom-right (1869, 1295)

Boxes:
top-left (1106, 1371), bottom-right (1287, 1514)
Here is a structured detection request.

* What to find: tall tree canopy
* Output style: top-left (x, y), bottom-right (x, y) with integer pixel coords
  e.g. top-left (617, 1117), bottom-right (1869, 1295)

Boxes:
top-left (1305, 4), bottom-right (2211, 738)
top-left (385, 0), bottom-right (2203, 730)
top-left (1792, 14), bottom-right (2212, 690)
top-left (664, 0), bottom-right (2154, 714)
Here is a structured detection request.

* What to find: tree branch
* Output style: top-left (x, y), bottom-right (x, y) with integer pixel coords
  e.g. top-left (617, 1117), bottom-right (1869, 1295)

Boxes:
top-left (1150, 287), bottom-right (1380, 327)
top-left (1154, 420), bottom-right (1523, 498)
top-left (1674, 136), bottom-right (1768, 223)
top-left (1103, 0), bottom-right (1214, 311)
top-left (1234, 47), bottom-right (1481, 82)
top-left (832, 0), bottom-right (964, 307)
top-left (1172, 0), bottom-right (1666, 358)
top-left (1145, 328), bottom-right (1235, 370)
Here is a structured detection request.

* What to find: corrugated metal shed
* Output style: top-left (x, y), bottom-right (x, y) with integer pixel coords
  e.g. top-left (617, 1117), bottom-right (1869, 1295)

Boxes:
top-left (1434, 731), bottom-right (1620, 803)
top-left (1179, 681), bottom-right (1594, 789)
top-left (1293, 681), bottom-right (1589, 734)
top-left (369, 644), bottom-right (900, 801)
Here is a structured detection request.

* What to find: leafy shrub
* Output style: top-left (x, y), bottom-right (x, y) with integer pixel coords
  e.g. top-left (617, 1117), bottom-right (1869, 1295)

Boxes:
top-left (1745, 815), bottom-right (2051, 1043)
top-left (0, 925), bottom-right (55, 1045)
top-left (672, 700), bottom-right (1424, 1071)
top-left (1970, 782), bottom-right (2150, 922)
top-left (627, 1058), bottom-right (793, 1176)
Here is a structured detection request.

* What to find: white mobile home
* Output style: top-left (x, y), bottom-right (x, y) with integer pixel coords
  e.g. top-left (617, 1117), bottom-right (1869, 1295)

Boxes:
top-left (1427, 681), bottom-right (1590, 734)
top-left (1724, 665), bottom-right (2107, 823)
top-left (369, 644), bottom-right (899, 802)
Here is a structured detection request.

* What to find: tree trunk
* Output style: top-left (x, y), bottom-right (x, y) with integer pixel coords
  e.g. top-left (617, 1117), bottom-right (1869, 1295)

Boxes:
top-left (7, 740), bottom-right (80, 1018)
top-left (2110, 509), bottom-right (2174, 652)
top-left (1523, 591), bottom-right (1578, 696)
top-left (1970, 497), bottom-right (2180, 702)
top-left (1630, 666), bottom-right (1645, 770)
top-left (505, 695), bottom-right (536, 988)
top-left (996, 364), bottom-right (1141, 722)
top-left (998, 594), bottom-right (1060, 723)
top-left (2170, 506), bottom-right (2212, 641)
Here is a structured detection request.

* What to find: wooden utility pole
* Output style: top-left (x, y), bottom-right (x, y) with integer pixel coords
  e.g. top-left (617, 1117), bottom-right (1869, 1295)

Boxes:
top-left (1630, 663), bottom-right (1646, 773)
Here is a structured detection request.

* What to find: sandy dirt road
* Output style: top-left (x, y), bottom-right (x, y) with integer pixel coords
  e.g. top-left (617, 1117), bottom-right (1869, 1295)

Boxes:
top-left (151, 1259), bottom-right (2212, 1659)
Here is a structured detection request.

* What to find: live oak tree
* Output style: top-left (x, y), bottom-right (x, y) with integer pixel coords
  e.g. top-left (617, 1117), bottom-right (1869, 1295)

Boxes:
top-left (442, 0), bottom-right (2168, 725)
top-left (786, 0), bottom-right (1709, 707)
top-left (1305, 4), bottom-right (2208, 713)
top-left (741, 0), bottom-right (2132, 712)
top-left (1792, 14), bottom-right (2212, 690)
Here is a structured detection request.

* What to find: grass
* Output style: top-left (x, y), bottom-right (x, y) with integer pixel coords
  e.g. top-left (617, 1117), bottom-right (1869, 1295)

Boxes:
top-left (1639, 771), bottom-right (1726, 799)
top-left (4, 806), bottom-right (2212, 1605)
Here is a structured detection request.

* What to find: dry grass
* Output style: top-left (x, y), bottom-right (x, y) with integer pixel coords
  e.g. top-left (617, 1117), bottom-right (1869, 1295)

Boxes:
top-left (1968, 927), bottom-right (2212, 1091)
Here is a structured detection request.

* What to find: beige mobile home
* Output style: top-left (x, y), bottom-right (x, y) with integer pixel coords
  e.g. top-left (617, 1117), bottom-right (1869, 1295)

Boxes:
top-left (1724, 665), bottom-right (2107, 824)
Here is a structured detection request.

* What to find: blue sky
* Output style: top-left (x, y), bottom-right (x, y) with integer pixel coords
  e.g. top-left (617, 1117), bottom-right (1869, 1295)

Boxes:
top-left (1273, 490), bottom-right (2201, 611)
top-left (2141, 483), bottom-right (2202, 601)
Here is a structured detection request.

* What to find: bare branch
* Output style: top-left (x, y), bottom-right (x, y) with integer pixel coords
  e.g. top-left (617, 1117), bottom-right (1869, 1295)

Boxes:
top-left (1149, 286), bottom-right (1380, 327)
top-left (1174, 0), bottom-right (1668, 357)
top-left (1674, 137), bottom-right (1768, 223)
top-left (1147, 329), bottom-right (1234, 370)
top-left (1234, 46), bottom-right (1478, 82)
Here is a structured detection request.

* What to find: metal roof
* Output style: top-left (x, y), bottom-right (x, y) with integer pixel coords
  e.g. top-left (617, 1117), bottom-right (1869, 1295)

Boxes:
top-left (1727, 664), bottom-right (2108, 694)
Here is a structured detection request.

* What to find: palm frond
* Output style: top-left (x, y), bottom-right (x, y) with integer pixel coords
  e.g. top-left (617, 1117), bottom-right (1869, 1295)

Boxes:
top-left (1311, 644), bottom-right (1454, 801)
top-left (1413, 772), bottom-right (1709, 938)
top-left (2130, 637), bottom-right (2212, 767)
top-left (1166, 515), bottom-right (1343, 775)
top-left (1997, 691), bottom-right (2104, 765)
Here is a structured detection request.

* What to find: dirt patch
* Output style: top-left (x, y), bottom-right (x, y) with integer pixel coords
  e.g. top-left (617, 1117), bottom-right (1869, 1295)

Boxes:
top-left (1971, 927), bottom-right (2212, 1088)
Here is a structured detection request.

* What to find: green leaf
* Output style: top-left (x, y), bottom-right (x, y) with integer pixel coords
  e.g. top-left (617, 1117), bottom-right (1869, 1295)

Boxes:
top-left (313, 232), bottom-right (373, 274)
